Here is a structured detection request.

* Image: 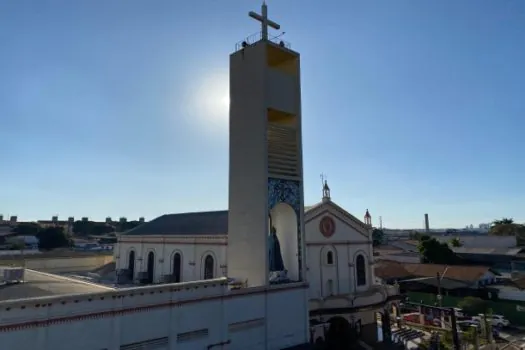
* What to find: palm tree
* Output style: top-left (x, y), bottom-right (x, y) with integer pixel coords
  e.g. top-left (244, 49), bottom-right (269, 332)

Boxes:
top-left (491, 218), bottom-right (514, 227)
top-left (489, 218), bottom-right (525, 241)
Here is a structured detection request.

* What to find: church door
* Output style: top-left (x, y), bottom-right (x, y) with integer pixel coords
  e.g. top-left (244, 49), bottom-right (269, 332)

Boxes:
top-left (147, 251), bottom-right (155, 284)
top-left (173, 253), bottom-right (182, 282)
top-left (128, 250), bottom-right (135, 281)
top-left (204, 255), bottom-right (214, 279)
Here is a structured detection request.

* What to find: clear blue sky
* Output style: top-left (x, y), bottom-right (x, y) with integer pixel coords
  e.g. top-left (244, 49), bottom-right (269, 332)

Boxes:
top-left (1, 1), bottom-right (524, 229)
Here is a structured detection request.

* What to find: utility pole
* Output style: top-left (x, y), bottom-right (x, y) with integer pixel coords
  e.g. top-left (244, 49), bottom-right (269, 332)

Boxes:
top-left (437, 272), bottom-right (442, 307)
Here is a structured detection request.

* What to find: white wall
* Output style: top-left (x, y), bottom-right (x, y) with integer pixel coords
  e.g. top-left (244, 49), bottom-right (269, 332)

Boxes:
top-left (117, 236), bottom-right (227, 282)
top-left (0, 279), bottom-right (309, 350)
top-left (304, 204), bottom-right (374, 300)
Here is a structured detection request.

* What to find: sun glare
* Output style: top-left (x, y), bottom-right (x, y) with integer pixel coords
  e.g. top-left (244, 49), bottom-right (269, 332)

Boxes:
top-left (222, 95), bottom-right (230, 109)
top-left (188, 72), bottom-right (229, 129)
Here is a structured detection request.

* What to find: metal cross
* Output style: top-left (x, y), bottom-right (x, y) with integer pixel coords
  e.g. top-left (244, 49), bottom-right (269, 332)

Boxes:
top-left (249, 1), bottom-right (280, 41)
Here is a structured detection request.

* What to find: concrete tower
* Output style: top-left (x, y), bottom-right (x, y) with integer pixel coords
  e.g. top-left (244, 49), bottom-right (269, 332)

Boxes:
top-left (228, 2), bottom-right (305, 287)
top-left (424, 213), bottom-right (430, 232)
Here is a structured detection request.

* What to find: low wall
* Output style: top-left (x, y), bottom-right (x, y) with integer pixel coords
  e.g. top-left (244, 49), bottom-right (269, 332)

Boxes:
top-left (0, 250), bottom-right (41, 256)
top-left (0, 279), bottom-right (310, 350)
top-left (0, 254), bottom-right (114, 273)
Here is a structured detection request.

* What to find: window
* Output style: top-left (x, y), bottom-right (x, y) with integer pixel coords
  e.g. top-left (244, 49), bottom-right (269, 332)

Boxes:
top-left (326, 279), bottom-right (333, 296)
top-left (356, 254), bottom-right (366, 286)
top-left (326, 251), bottom-right (334, 265)
top-left (204, 255), bottom-right (214, 279)
top-left (173, 252), bottom-right (182, 283)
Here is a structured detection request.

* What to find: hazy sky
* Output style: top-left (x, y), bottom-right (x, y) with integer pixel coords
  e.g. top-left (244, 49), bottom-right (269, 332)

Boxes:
top-left (1, 1), bottom-right (524, 229)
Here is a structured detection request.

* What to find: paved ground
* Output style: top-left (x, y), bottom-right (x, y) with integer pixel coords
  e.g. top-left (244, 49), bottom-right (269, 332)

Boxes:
top-left (499, 327), bottom-right (525, 345)
top-left (0, 269), bottom-right (114, 301)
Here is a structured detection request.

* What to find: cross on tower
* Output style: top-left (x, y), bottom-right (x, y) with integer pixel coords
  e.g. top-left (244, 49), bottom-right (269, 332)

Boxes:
top-left (249, 1), bottom-right (281, 41)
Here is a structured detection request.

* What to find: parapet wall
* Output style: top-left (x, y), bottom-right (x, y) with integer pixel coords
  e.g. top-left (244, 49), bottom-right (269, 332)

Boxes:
top-left (0, 279), bottom-right (310, 350)
top-left (0, 278), bottom-right (229, 327)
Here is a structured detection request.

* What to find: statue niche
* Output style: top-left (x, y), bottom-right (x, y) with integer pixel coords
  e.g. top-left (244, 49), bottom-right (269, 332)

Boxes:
top-left (268, 216), bottom-right (290, 284)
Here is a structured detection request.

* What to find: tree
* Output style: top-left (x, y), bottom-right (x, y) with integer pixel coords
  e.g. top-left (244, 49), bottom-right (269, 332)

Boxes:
top-left (13, 222), bottom-right (41, 236)
top-left (37, 227), bottom-right (71, 250)
top-left (458, 296), bottom-right (488, 316)
top-left (489, 217), bottom-right (525, 245)
top-left (409, 231), bottom-right (424, 240)
top-left (450, 237), bottom-right (463, 247)
top-left (417, 236), bottom-right (461, 264)
top-left (91, 224), bottom-right (115, 236)
top-left (372, 229), bottom-right (384, 246)
top-left (72, 220), bottom-right (96, 236)
top-left (492, 218), bottom-right (514, 226)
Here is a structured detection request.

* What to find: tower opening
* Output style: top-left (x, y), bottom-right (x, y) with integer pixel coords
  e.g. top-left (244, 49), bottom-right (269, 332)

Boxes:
top-left (269, 202), bottom-right (299, 282)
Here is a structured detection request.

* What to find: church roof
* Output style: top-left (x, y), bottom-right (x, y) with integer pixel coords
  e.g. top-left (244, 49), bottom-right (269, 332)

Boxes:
top-left (121, 210), bottom-right (229, 236)
top-left (121, 201), bottom-right (352, 236)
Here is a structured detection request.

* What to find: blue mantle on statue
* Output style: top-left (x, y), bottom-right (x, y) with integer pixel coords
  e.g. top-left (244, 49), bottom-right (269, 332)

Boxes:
top-left (267, 177), bottom-right (302, 282)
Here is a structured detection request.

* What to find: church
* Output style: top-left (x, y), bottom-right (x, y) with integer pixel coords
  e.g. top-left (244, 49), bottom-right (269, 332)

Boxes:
top-left (0, 4), bottom-right (399, 350)
top-left (115, 180), bottom-right (400, 346)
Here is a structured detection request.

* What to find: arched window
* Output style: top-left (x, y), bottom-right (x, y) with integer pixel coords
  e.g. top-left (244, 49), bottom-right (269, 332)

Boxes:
top-left (356, 254), bottom-right (366, 286)
top-left (128, 250), bottom-right (135, 279)
top-left (173, 252), bottom-right (182, 283)
top-left (204, 255), bottom-right (214, 280)
top-left (147, 251), bottom-right (155, 284)
top-left (326, 251), bottom-right (334, 265)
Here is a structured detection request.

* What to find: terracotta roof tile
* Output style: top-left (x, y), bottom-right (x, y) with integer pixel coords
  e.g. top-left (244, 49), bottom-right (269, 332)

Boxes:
top-left (374, 261), bottom-right (411, 280)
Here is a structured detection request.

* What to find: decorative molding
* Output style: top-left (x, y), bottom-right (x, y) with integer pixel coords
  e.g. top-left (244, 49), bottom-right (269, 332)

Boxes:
top-left (319, 216), bottom-right (336, 238)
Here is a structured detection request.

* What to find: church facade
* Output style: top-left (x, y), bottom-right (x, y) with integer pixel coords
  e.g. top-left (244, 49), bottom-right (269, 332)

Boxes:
top-left (115, 190), bottom-right (375, 294)
top-left (115, 185), bottom-right (400, 345)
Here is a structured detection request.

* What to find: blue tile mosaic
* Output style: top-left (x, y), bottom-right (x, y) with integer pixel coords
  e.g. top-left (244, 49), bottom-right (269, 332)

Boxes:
top-left (267, 178), bottom-right (301, 214)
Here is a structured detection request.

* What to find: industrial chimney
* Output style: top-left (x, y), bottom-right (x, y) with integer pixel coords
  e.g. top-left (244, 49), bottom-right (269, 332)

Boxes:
top-left (424, 213), bottom-right (430, 232)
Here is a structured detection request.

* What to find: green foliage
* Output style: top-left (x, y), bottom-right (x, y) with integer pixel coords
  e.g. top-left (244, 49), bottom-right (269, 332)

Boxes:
top-left (489, 218), bottom-right (525, 245)
top-left (417, 236), bottom-right (461, 264)
top-left (449, 237), bottom-right (462, 247)
top-left (13, 222), bottom-right (41, 236)
top-left (37, 226), bottom-right (71, 250)
top-left (492, 218), bottom-right (514, 226)
top-left (9, 241), bottom-right (26, 250)
top-left (457, 297), bottom-right (489, 315)
top-left (73, 220), bottom-right (140, 236)
top-left (372, 229), bottom-right (384, 246)
top-left (409, 231), bottom-right (424, 240)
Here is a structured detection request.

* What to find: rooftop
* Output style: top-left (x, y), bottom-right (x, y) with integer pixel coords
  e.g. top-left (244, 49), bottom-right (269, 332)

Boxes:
top-left (375, 261), bottom-right (494, 285)
top-left (120, 204), bottom-right (328, 237)
top-left (0, 269), bottom-right (114, 301)
top-left (452, 247), bottom-right (525, 256)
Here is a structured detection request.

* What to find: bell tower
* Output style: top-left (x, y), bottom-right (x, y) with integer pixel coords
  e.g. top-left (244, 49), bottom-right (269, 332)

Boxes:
top-left (227, 2), bottom-right (305, 287)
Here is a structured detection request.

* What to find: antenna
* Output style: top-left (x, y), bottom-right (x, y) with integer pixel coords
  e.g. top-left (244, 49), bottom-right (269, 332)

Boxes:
top-left (320, 173), bottom-right (325, 186)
